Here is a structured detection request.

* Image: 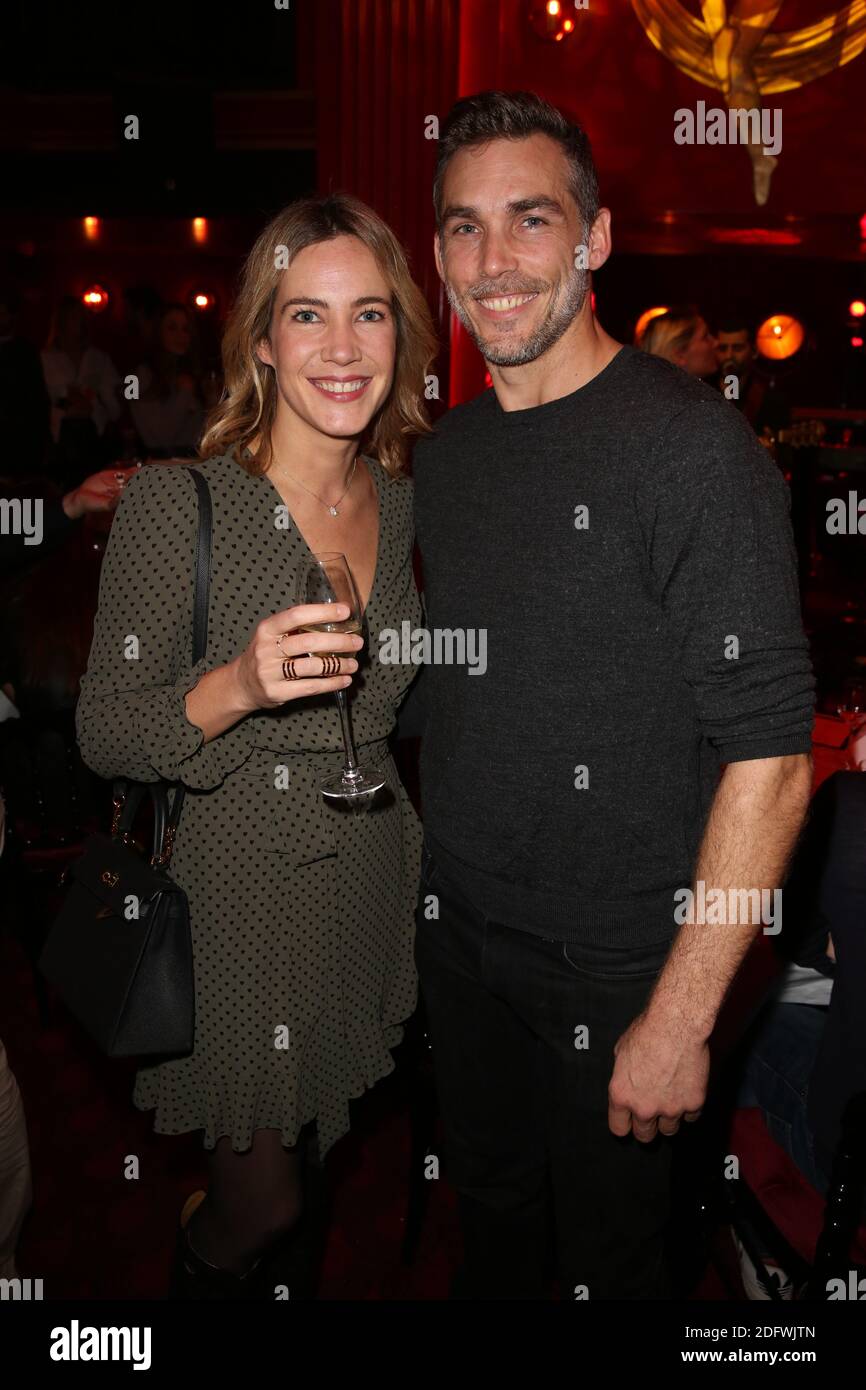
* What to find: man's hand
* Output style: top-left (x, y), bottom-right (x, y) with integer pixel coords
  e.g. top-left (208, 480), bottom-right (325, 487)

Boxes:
top-left (608, 1011), bottom-right (709, 1142)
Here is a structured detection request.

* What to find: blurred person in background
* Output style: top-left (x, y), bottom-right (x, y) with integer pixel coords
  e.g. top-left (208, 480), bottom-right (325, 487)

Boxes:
top-left (120, 284), bottom-right (162, 369)
top-left (0, 466), bottom-right (129, 1286)
top-left (0, 790), bottom-right (33, 1284)
top-left (41, 296), bottom-right (121, 483)
top-left (731, 763), bottom-right (866, 1297)
top-left (0, 470), bottom-right (129, 914)
top-left (635, 307), bottom-right (718, 379)
top-left (130, 303), bottom-right (208, 457)
top-left (711, 316), bottom-right (791, 436)
top-left (0, 467), bottom-right (132, 582)
top-left (0, 283), bottom-right (50, 478)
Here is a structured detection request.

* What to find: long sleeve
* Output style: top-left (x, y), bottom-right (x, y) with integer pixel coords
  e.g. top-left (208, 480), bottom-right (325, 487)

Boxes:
top-left (76, 463), bottom-right (257, 789)
top-left (638, 397), bottom-right (815, 762)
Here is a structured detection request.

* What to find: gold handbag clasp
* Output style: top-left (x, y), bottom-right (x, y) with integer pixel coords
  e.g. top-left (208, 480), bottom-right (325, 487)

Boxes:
top-left (101, 870), bottom-right (120, 888)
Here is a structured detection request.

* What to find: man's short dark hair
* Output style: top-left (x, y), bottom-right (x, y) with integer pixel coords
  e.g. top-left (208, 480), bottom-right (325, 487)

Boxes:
top-left (714, 317), bottom-right (755, 340)
top-left (433, 90), bottom-right (600, 234)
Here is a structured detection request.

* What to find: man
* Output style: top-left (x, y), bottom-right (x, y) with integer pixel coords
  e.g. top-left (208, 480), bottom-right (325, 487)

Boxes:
top-left (713, 318), bottom-right (790, 436)
top-left (411, 91), bottom-right (815, 1300)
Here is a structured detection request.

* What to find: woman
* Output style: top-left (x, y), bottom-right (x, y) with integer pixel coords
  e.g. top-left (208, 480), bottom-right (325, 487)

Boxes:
top-left (76, 194), bottom-right (437, 1297)
top-left (636, 307), bottom-right (717, 379)
top-left (41, 296), bottom-right (121, 476)
top-left (130, 302), bottom-right (208, 457)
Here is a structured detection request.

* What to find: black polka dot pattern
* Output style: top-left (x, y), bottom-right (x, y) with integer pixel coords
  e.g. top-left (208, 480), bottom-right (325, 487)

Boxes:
top-left (76, 453), bottom-right (423, 1156)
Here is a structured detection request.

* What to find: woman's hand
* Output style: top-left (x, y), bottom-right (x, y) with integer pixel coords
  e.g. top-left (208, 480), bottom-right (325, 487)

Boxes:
top-left (62, 466), bottom-right (138, 519)
top-left (232, 602), bottom-right (364, 713)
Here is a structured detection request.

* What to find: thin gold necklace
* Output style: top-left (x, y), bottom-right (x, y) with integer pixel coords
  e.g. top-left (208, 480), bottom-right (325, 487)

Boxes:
top-left (271, 454), bottom-right (358, 517)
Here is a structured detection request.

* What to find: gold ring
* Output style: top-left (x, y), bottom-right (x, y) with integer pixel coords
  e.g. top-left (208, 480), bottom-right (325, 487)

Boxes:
top-left (282, 657), bottom-right (300, 681)
top-left (277, 633), bottom-right (293, 658)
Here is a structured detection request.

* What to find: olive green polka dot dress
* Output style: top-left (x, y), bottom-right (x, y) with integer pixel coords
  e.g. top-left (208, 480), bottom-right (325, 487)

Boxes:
top-left (76, 452), bottom-right (423, 1157)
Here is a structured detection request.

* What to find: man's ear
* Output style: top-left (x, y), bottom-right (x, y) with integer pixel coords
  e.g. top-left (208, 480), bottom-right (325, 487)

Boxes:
top-left (433, 233), bottom-right (445, 284)
top-left (587, 208), bottom-right (612, 274)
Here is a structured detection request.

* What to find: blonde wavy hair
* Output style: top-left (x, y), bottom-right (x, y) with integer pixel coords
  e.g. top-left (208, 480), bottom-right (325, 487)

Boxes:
top-left (199, 194), bottom-right (438, 478)
top-left (635, 308), bottom-right (699, 365)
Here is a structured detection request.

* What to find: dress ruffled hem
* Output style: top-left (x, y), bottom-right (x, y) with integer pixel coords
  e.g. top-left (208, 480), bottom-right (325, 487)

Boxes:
top-left (132, 1020), bottom-right (406, 1158)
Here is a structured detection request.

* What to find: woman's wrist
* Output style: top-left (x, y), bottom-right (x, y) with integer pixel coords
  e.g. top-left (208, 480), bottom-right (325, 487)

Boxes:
top-left (184, 659), bottom-right (256, 743)
top-left (62, 488), bottom-right (83, 520)
top-left (222, 657), bottom-right (256, 720)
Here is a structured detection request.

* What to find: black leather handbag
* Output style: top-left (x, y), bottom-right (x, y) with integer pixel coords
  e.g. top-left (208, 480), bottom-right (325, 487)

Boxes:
top-left (38, 467), bottom-right (212, 1058)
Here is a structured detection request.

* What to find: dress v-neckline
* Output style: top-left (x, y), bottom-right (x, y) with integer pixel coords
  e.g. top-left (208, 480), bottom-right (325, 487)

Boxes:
top-left (257, 452), bottom-right (384, 618)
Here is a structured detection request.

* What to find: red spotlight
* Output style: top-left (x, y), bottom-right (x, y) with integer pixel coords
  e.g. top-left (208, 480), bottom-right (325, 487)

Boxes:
top-left (852, 337), bottom-right (864, 349)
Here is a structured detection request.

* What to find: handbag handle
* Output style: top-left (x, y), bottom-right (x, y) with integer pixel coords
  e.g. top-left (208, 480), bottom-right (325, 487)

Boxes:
top-left (110, 780), bottom-right (169, 862)
top-left (111, 468), bottom-right (213, 868)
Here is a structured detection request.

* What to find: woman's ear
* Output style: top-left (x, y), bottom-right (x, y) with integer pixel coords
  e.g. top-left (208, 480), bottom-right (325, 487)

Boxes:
top-left (256, 337), bottom-right (274, 369)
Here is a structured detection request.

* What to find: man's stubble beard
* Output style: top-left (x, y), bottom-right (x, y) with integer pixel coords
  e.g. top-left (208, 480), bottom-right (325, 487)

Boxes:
top-left (443, 263), bottom-right (589, 368)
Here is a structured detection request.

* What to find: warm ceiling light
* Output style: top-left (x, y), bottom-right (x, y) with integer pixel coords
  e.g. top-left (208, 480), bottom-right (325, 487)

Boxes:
top-left (756, 314), bottom-right (805, 360)
top-left (83, 216), bottom-right (100, 241)
top-left (82, 284), bottom-right (109, 311)
top-left (528, 0), bottom-right (573, 41)
top-left (193, 292), bottom-right (213, 309)
top-left (634, 306), bottom-right (669, 341)
top-left (192, 217), bottom-right (208, 244)
top-left (849, 299), bottom-right (866, 318)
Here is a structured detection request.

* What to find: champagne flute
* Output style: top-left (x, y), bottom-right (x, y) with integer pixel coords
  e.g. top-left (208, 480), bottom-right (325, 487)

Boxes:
top-left (836, 678), bottom-right (866, 769)
top-left (296, 552), bottom-right (385, 800)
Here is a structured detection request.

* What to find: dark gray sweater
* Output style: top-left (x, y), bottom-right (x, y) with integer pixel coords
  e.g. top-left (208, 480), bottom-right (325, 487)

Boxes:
top-left (412, 346), bottom-right (815, 946)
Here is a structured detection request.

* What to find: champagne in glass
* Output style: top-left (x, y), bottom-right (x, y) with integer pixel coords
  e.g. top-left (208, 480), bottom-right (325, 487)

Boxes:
top-left (836, 678), bottom-right (865, 730)
top-left (297, 552), bottom-right (385, 800)
top-left (836, 678), bottom-right (866, 769)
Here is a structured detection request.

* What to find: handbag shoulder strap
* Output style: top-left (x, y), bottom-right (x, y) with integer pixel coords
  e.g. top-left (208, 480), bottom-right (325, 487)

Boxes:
top-left (158, 467), bottom-right (213, 859)
top-left (188, 467), bottom-right (213, 664)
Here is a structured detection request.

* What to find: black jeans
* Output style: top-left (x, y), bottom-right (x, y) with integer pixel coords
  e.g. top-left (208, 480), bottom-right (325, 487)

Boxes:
top-left (415, 843), bottom-right (676, 1300)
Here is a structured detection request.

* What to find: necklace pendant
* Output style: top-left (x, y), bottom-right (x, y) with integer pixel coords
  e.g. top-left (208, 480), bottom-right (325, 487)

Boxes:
top-left (328, 505), bottom-right (338, 516)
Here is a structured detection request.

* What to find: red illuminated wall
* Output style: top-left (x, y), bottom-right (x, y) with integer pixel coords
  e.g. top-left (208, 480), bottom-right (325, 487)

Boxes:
top-left (315, 0), bottom-right (866, 406)
top-left (457, 0), bottom-right (866, 220)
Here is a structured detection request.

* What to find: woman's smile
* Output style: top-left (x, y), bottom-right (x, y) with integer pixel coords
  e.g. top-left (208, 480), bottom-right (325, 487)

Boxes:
top-left (307, 375), bottom-right (373, 402)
